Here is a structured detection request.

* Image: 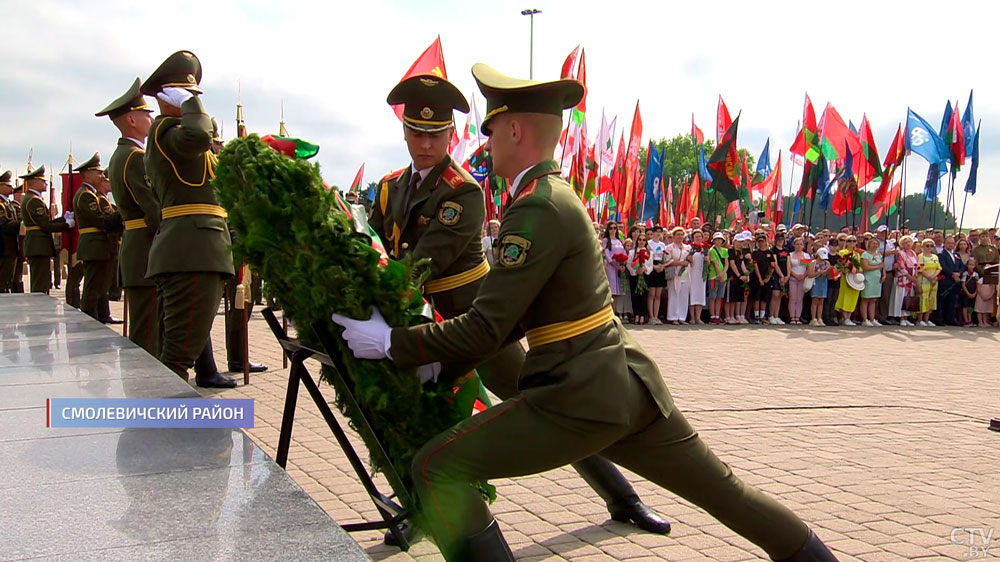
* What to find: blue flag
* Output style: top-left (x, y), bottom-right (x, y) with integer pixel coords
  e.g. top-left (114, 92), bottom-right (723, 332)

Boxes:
top-left (849, 120), bottom-right (858, 136)
top-left (698, 145), bottom-right (713, 183)
top-left (938, 100), bottom-right (953, 138)
top-left (641, 143), bottom-right (663, 221)
top-left (924, 163), bottom-right (943, 201)
top-left (817, 158), bottom-right (835, 211)
top-left (906, 108), bottom-right (950, 170)
top-left (756, 139), bottom-right (771, 180)
top-left (962, 91), bottom-right (975, 157)
top-left (965, 125), bottom-right (980, 195)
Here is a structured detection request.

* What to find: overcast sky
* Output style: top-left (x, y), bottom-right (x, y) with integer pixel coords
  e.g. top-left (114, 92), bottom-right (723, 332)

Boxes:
top-left (1, 0), bottom-right (996, 226)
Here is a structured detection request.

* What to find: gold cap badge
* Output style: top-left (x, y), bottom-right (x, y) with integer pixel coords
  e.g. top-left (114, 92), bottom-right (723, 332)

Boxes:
top-left (420, 107), bottom-right (434, 119)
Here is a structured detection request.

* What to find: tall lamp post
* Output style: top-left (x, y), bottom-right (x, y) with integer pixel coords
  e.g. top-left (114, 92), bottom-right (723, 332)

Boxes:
top-left (521, 8), bottom-right (541, 79)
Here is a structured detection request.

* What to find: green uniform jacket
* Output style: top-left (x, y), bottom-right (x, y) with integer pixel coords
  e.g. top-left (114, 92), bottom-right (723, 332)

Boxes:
top-left (73, 184), bottom-right (123, 261)
top-left (144, 97), bottom-right (233, 278)
top-left (390, 160), bottom-right (675, 425)
top-left (0, 197), bottom-right (19, 258)
top-left (369, 155), bottom-right (486, 314)
top-left (22, 190), bottom-right (70, 257)
top-left (109, 138), bottom-right (160, 287)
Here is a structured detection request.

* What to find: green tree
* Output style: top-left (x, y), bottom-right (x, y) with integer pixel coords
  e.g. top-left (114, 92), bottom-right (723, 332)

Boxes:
top-left (781, 191), bottom-right (957, 232)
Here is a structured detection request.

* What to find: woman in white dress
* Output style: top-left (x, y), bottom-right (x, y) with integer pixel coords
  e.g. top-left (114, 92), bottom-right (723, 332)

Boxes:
top-left (687, 229), bottom-right (707, 324)
top-left (665, 227), bottom-right (693, 324)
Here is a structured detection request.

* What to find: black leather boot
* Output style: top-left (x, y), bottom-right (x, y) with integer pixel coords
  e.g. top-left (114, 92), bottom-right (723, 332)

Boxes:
top-left (774, 530), bottom-right (839, 561)
top-left (444, 520), bottom-right (515, 562)
top-left (194, 338), bottom-right (237, 388)
top-left (383, 519), bottom-right (419, 547)
top-left (573, 456), bottom-right (672, 535)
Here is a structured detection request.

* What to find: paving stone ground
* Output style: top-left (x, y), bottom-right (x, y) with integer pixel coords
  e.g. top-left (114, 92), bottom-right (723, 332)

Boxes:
top-left (86, 288), bottom-right (999, 561)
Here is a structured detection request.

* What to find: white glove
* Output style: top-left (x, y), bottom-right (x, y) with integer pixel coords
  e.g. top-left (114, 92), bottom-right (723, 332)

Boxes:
top-left (156, 86), bottom-right (196, 108)
top-left (415, 362), bottom-right (442, 385)
top-left (331, 308), bottom-right (392, 360)
top-left (63, 211), bottom-right (75, 229)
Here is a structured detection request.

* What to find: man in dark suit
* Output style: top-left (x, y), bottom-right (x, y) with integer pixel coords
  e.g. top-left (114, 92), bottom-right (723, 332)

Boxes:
top-left (937, 234), bottom-right (961, 326)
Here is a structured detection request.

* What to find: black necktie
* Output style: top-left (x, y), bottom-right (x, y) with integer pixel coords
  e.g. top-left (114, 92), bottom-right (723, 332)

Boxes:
top-left (404, 171), bottom-right (419, 209)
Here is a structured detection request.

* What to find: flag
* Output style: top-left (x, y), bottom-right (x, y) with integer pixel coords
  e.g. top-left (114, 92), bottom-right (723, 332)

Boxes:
top-left (641, 142), bottom-right (663, 221)
top-left (691, 114), bottom-right (705, 144)
top-left (870, 179), bottom-right (902, 224)
top-left (349, 162), bottom-right (365, 192)
top-left (817, 103), bottom-right (861, 163)
top-left (575, 48), bottom-right (587, 114)
top-left (872, 125), bottom-right (903, 211)
top-left (739, 152), bottom-right (752, 210)
top-left (906, 108), bottom-right (950, 169)
top-left (962, 91), bottom-right (976, 157)
top-left (758, 151), bottom-right (783, 201)
top-left (965, 124), bottom-right (980, 195)
top-left (392, 37), bottom-right (447, 121)
top-left (598, 113), bottom-right (617, 171)
top-left (450, 110), bottom-right (474, 164)
top-left (707, 113), bottom-right (740, 202)
top-left (664, 177), bottom-right (674, 225)
top-left (945, 102), bottom-right (966, 172)
top-left (855, 115), bottom-right (882, 187)
top-left (755, 139), bottom-right (771, 183)
top-left (561, 45), bottom-right (580, 79)
top-left (831, 141), bottom-right (857, 217)
top-left (621, 102), bottom-right (643, 221)
top-left (716, 96), bottom-right (732, 143)
top-left (698, 145), bottom-right (713, 183)
top-left (924, 162), bottom-right (943, 201)
top-left (610, 132), bottom-right (626, 209)
top-left (260, 134), bottom-right (320, 159)
top-left (789, 94), bottom-right (820, 164)
top-left (688, 173), bottom-right (701, 225)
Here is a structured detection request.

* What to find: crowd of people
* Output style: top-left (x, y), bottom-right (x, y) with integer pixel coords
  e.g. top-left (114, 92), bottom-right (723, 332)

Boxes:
top-left (597, 219), bottom-right (1000, 328)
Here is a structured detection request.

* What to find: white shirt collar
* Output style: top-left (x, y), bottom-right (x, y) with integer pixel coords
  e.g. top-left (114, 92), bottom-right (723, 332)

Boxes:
top-left (126, 137), bottom-right (146, 150)
top-left (82, 182), bottom-right (97, 193)
top-left (509, 166), bottom-right (534, 198)
top-left (28, 188), bottom-right (44, 197)
top-left (410, 164), bottom-right (432, 186)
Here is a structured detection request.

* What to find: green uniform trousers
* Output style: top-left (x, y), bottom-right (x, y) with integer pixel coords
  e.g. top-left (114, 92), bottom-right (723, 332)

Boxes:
top-left (224, 274), bottom-right (253, 367)
top-left (155, 272), bottom-right (223, 379)
top-left (28, 256), bottom-right (51, 293)
top-left (81, 260), bottom-right (113, 321)
top-left (0, 256), bottom-right (16, 292)
top-left (125, 286), bottom-right (161, 358)
top-left (66, 259), bottom-right (84, 308)
top-left (412, 370), bottom-right (809, 560)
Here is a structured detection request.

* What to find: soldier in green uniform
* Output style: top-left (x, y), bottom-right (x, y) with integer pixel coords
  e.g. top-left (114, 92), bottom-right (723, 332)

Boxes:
top-left (96, 170), bottom-right (124, 324)
top-left (20, 166), bottom-right (73, 294)
top-left (335, 64), bottom-right (838, 562)
top-left (369, 74), bottom-right (668, 547)
top-left (71, 153), bottom-right (124, 321)
top-left (142, 50), bottom-right (236, 388)
top-left (11, 184), bottom-right (25, 293)
top-left (98, 77), bottom-right (160, 352)
top-left (0, 170), bottom-right (20, 292)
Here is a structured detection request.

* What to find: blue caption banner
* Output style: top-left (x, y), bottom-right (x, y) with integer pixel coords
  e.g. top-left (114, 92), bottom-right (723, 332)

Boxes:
top-left (48, 398), bottom-right (254, 428)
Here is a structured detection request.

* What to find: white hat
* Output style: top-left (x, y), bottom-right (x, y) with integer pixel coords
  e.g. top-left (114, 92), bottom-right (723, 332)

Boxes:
top-left (876, 225), bottom-right (888, 232)
top-left (735, 231), bottom-right (752, 242)
top-left (846, 271), bottom-right (866, 291)
top-left (817, 247), bottom-right (829, 259)
top-left (713, 231), bottom-right (725, 241)
top-left (776, 224), bottom-right (788, 231)
top-left (793, 223), bottom-right (805, 230)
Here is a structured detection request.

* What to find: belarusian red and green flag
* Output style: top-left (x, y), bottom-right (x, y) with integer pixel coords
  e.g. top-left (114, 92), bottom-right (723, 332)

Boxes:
top-left (789, 94), bottom-right (820, 164)
top-left (707, 113), bottom-right (741, 202)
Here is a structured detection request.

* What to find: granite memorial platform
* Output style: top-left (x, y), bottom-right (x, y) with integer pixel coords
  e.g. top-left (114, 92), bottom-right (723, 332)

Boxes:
top-left (0, 294), bottom-right (369, 562)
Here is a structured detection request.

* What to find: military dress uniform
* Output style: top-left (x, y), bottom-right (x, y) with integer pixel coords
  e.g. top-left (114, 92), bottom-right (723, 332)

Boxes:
top-left (98, 77), bottom-right (161, 354)
top-left (0, 171), bottom-right (20, 292)
top-left (72, 154), bottom-right (124, 321)
top-left (370, 75), bottom-right (667, 547)
top-left (20, 166), bottom-right (71, 294)
top-left (142, 51), bottom-right (234, 383)
top-left (340, 65), bottom-right (837, 562)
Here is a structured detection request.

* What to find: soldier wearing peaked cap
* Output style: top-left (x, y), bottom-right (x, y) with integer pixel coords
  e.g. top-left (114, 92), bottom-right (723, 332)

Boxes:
top-left (98, 77), bottom-right (160, 350)
top-left (370, 73), bottom-right (669, 547)
top-left (72, 153), bottom-right (124, 321)
top-left (142, 50), bottom-right (236, 388)
top-left (20, 165), bottom-right (73, 294)
top-left (0, 170), bottom-right (20, 292)
top-left (335, 64), bottom-right (840, 562)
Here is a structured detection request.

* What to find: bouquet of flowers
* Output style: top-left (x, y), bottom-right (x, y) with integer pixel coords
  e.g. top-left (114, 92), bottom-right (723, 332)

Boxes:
top-left (632, 248), bottom-right (650, 294)
top-left (213, 135), bottom-right (494, 524)
top-left (836, 249), bottom-right (862, 276)
top-left (612, 252), bottom-right (629, 289)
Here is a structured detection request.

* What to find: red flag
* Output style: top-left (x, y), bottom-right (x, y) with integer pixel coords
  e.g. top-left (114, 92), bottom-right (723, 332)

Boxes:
top-left (60, 171), bottom-right (84, 254)
top-left (789, 93), bottom-right (818, 163)
top-left (561, 45), bottom-right (580, 79)
top-left (817, 103), bottom-right (861, 163)
top-left (349, 163), bottom-right (365, 192)
top-left (716, 96), bottom-right (732, 143)
top-left (854, 115), bottom-right (881, 188)
top-left (882, 124), bottom-right (905, 170)
top-left (621, 102), bottom-right (643, 221)
top-left (872, 179), bottom-right (902, 222)
top-left (948, 104), bottom-right (966, 168)
top-left (575, 48), bottom-right (587, 113)
top-left (758, 151), bottom-right (783, 201)
top-left (688, 173), bottom-right (701, 226)
top-left (392, 36), bottom-right (447, 121)
top-left (691, 113), bottom-right (704, 144)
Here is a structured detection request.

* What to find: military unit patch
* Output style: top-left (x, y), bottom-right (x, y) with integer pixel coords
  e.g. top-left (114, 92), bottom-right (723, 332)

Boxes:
top-left (438, 201), bottom-right (463, 226)
top-left (499, 235), bottom-right (531, 267)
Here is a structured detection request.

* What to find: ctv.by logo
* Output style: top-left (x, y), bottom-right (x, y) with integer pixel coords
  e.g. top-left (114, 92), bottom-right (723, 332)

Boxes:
top-left (950, 527), bottom-right (995, 558)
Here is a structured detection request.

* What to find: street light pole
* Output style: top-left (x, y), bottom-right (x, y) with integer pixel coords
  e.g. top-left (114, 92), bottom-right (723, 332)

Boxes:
top-left (521, 8), bottom-right (541, 79)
